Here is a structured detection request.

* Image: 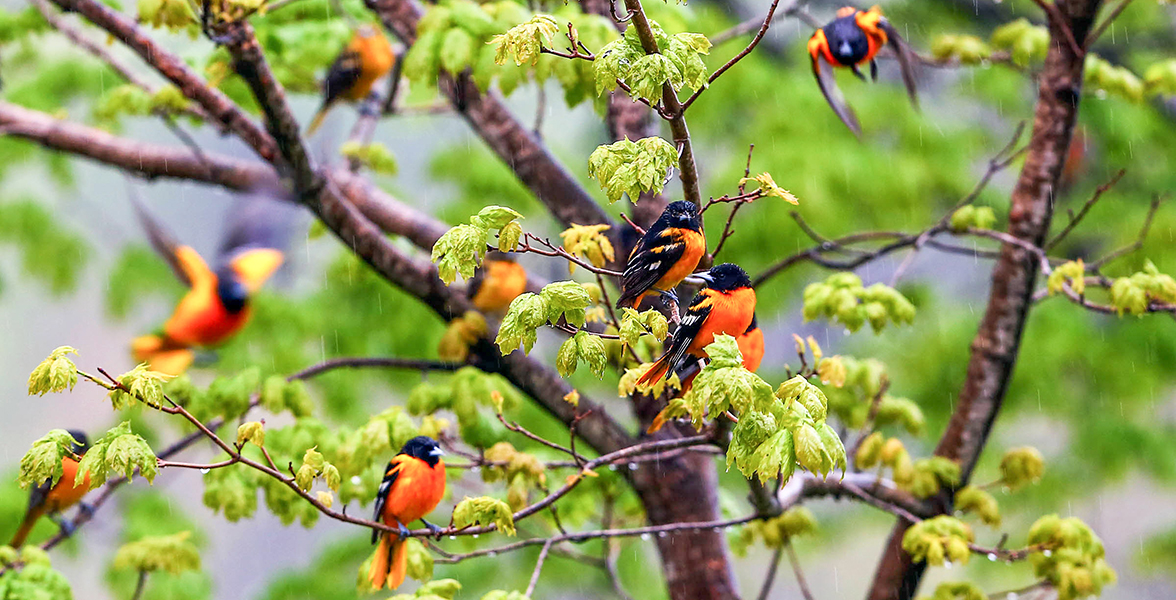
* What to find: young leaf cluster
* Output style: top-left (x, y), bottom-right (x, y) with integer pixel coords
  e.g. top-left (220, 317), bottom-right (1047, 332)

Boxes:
top-left (18, 429), bottom-right (85, 490)
top-left (451, 496), bottom-right (516, 536)
top-left (902, 516), bottom-right (974, 567)
top-left (1110, 260), bottom-right (1176, 315)
top-left (948, 205), bottom-right (997, 232)
top-left (953, 485), bottom-right (1001, 527)
top-left (387, 578), bottom-right (462, 600)
top-left (803, 273), bottom-right (916, 333)
top-left (557, 331), bottom-right (608, 378)
top-left (999, 446), bottom-right (1045, 491)
top-left (730, 507), bottom-right (818, 555)
top-left (490, 15), bottom-right (559, 66)
top-left (432, 205), bottom-right (523, 285)
top-left (406, 367), bottom-right (522, 449)
top-left (990, 19), bottom-right (1049, 67)
top-left (437, 311), bottom-right (488, 362)
top-left (587, 137), bottom-right (678, 204)
top-left (916, 581), bottom-right (986, 600)
top-left (559, 223), bottom-right (615, 270)
top-left (930, 34), bottom-right (993, 65)
top-left (821, 356), bottom-right (925, 434)
top-left (110, 364), bottom-right (171, 410)
top-left (0, 546), bottom-right (72, 600)
top-left (1028, 515), bottom-right (1117, 600)
top-left (27, 346), bottom-right (78, 396)
top-left (77, 421), bottom-right (159, 487)
top-left (1047, 259), bottom-right (1086, 296)
top-left (738, 173), bottom-right (799, 204)
top-left (495, 281), bottom-right (593, 354)
top-left (339, 142), bottom-right (398, 176)
top-left (112, 531), bottom-right (201, 575)
top-left (618, 307), bottom-right (669, 353)
top-left (480, 442), bottom-right (546, 510)
top-left (594, 23), bottom-right (710, 103)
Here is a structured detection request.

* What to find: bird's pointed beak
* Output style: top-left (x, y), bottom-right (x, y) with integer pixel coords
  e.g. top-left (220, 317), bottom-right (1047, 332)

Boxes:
top-left (687, 270), bottom-right (716, 286)
top-left (430, 447), bottom-right (445, 458)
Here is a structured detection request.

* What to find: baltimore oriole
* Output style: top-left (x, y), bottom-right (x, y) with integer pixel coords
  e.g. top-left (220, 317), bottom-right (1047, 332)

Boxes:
top-left (616, 201), bottom-right (706, 309)
top-left (306, 25), bottom-right (396, 135)
top-left (9, 431), bottom-right (91, 549)
top-left (467, 251), bottom-right (527, 314)
top-left (368, 436), bottom-right (447, 590)
top-left (807, 6), bottom-right (918, 136)
top-left (638, 263), bottom-right (757, 385)
top-left (130, 189), bottom-right (288, 375)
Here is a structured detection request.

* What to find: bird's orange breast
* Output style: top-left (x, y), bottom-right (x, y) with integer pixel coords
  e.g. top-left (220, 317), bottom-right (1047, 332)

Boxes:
top-left (686, 287), bottom-right (757, 357)
top-left (738, 327), bottom-right (765, 372)
top-left (163, 283), bottom-right (251, 347)
top-left (472, 261), bottom-right (527, 312)
top-left (383, 458), bottom-right (446, 526)
top-left (653, 229), bottom-right (707, 291)
top-left (46, 457), bottom-right (90, 511)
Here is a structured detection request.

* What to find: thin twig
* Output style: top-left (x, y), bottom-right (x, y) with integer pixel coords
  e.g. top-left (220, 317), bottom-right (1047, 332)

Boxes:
top-left (130, 571), bottom-right (149, 600)
top-left (524, 538), bottom-right (556, 597)
top-left (680, 0), bottom-right (786, 114)
top-left (1086, 0), bottom-right (1133, 45)
top-left (1087, 195), bottom-right (1163, 269)
top-left (784, 541), bottom-right (815, 600)
top-left (1029, 0), bottom-right (1085, 57)
top-left (1045, 168), bottom-right (1126, 250)
top-left (287, 356), bottom-right (462, 380)
top-left (756, 546), bottom-right (785, 600)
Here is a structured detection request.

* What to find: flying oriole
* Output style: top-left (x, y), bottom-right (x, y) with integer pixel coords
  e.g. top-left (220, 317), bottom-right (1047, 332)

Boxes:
top-left (9, 431), bottom-right (91, 549)
top-left (616, 201), bottom-right (706, 309)
top-left (130, 189), bottom-right (288, 375)
top-left (467, 251), bottom-right (527, 314)
top-left (306, 25), bottom-right (396, 135)
top-left (368, 436), bottom-right (447, 590)
top-left (807, 6), bottom-right (918, 136)
top-left (638, 263), bottom-right (757, 385)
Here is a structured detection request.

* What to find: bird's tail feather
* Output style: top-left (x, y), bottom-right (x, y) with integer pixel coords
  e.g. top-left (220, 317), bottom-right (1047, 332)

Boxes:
top-left (637, 354), bottom-right (672, 386)
top-left (8, 508), bottom-right (42, 549)
top-left (305, 106), bottom-right (330, 136)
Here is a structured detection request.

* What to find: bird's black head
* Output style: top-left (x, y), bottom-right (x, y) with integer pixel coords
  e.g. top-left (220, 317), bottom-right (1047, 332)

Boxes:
top-left (398, 436), bottom-right (445, 468)
top-left (66, 430), bottom-right (90, 455)
top-left (484, 250), bottom-right (516, 264)
top-left (696, 263), bottom-right (752, 292)
top-left (215, 267), bottom-right (250, 314)
top-left (824, 14), bottom-right (871, 66)
top-left (655, 201), bottom-right (703, 233)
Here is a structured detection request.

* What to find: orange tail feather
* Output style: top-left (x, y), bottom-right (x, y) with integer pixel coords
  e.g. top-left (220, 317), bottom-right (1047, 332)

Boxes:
top-left (305, 106), bottom-right (331, 136)
top-left (637, 354), bottom-right (672, 386)
top-left (387, 537), bottom-right (409, 589)
top-left (9, 508), bottom-right (43, 549)
top-left (368, 534), bottom-right (392, 590)
top-left (367, 531), bottom-right (410, 590)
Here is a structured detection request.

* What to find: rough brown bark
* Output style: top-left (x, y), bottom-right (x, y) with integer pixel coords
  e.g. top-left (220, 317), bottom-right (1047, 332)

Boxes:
top-left (865, 2), bottom-right (1102, 599)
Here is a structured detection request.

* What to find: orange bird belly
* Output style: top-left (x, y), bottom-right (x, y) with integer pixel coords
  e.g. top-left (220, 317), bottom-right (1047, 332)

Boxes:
top-left (46, 458), bottom-right (90, 511)
top-left (343, 36), bottom-right (394, 101)
top-left (163, 285), bottom-right (251, 347)
top-left (472, 262), bottom-right (527, 312)
top-left (653, 231), bottom-right (707, 292)
top-left (738, 328), bottom-right (765, 372)
top-left (384, 460), bottom-right (446, 526)
top-left (685, 288), bottom-right (757, 358)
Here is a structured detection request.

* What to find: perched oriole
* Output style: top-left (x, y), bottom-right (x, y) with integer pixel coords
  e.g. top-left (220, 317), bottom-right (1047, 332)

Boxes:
top-left (467, 251), bottom-right (527, 313)
top-left (306, 25), bottom-right (396, 135)
top-left (638, 263), bottom-right (757, 385)
top-left (369, 436), bottom-right (447, 590)
top-left (9, 431), bottom-right (91, 549)
top-left (807, 6), bottom-right (918, 136)
top-left (616, 201), bottom-right (706, 309)
top-left (672, 314), bottom-right (765, 397)
top-left (130, 190), bottom-right (288, 375)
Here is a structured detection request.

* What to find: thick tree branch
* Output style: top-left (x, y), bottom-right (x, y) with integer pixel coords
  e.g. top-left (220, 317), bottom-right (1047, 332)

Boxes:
top-left (49, 0), bottom-right (278, 162)
top-left (866, 0), bottom-right (1104, 597)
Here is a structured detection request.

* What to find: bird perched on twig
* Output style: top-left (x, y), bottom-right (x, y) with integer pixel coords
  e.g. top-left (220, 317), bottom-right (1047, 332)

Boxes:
top-left (368, 436), bottom-right (447, 590)
top-left (9, 431), bottom-right (91, 549)
top-left (638, 263), bottom-right (757, 386)
top-left (807, 6), bottom-right (918, 136)
top-left (616, 201), bottom-right (706, 310)
top-left (306, 25), bottom-right (396, 135)
top-left (130, 187), bottom-right (290, 375)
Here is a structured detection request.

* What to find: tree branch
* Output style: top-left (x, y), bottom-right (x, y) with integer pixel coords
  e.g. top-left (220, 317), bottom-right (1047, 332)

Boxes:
top-left (866, 0), bottom-right (1105, 597)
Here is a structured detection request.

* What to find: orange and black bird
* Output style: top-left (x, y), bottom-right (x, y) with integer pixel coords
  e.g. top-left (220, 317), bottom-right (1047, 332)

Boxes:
top-left (130, 187), bottom-right (290, 376)
top-left (671, 314), bottom-right (765, 399)
top-left (9, 431), bottom-right (90, 549)
top-left (807, 6), bottom-right (918, 136)
top-left (639, 264), bottom-right (757, 386)
top-left (616, 201), bottom-right (706, 309)
top-left (467, 251), bottom-right (527, 314)
top-left (369, 436), bottom-right (447, 590)
top-left (306, 25), bottom-right (396, 135)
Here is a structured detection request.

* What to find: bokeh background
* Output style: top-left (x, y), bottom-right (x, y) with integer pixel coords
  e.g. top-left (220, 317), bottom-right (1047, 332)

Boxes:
top-left (1, 0), bottom-right (1175, 598)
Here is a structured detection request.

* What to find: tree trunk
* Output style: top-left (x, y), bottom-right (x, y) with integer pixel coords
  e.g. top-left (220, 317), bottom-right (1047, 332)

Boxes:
top-left (866, 1), bottom-right (1103, 598)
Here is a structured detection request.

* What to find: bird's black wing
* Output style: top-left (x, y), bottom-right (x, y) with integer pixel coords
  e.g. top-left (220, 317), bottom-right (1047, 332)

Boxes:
top-left (616, 228), bottom-right (689, 307)
top-left (812, 54), bottom-right (862, 138)
top-left (127, 182), bottom-right (191, 287)
top-left (663, 292), bottom-right (713, 373)
top-left (322, 49), bottom-right (364, 108)
top-left (371, 460), bottom-right (402, 544)
top-left (216, 185), bottom-right (297, 267)
top-left (879, 20), bottom-right (919, 108)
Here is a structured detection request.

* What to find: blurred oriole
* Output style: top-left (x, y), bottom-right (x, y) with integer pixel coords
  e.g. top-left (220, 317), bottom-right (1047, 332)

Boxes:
top-left (467, 251), bottom-right (527, 313)
top-left (616, 201), bottom-right (706, 309)
top-left (9, 431), bottom-right (90, 549)
top-left (807, 6), bottom-right (918, 136)
top-left (130, 189), bottom-right (288, 375)
top-left (306, 25), bottom-right (396, 135)
top-left (369, 436), bottom-right (447, 590)
top-left (639, 264), bottom-right (757, 385)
